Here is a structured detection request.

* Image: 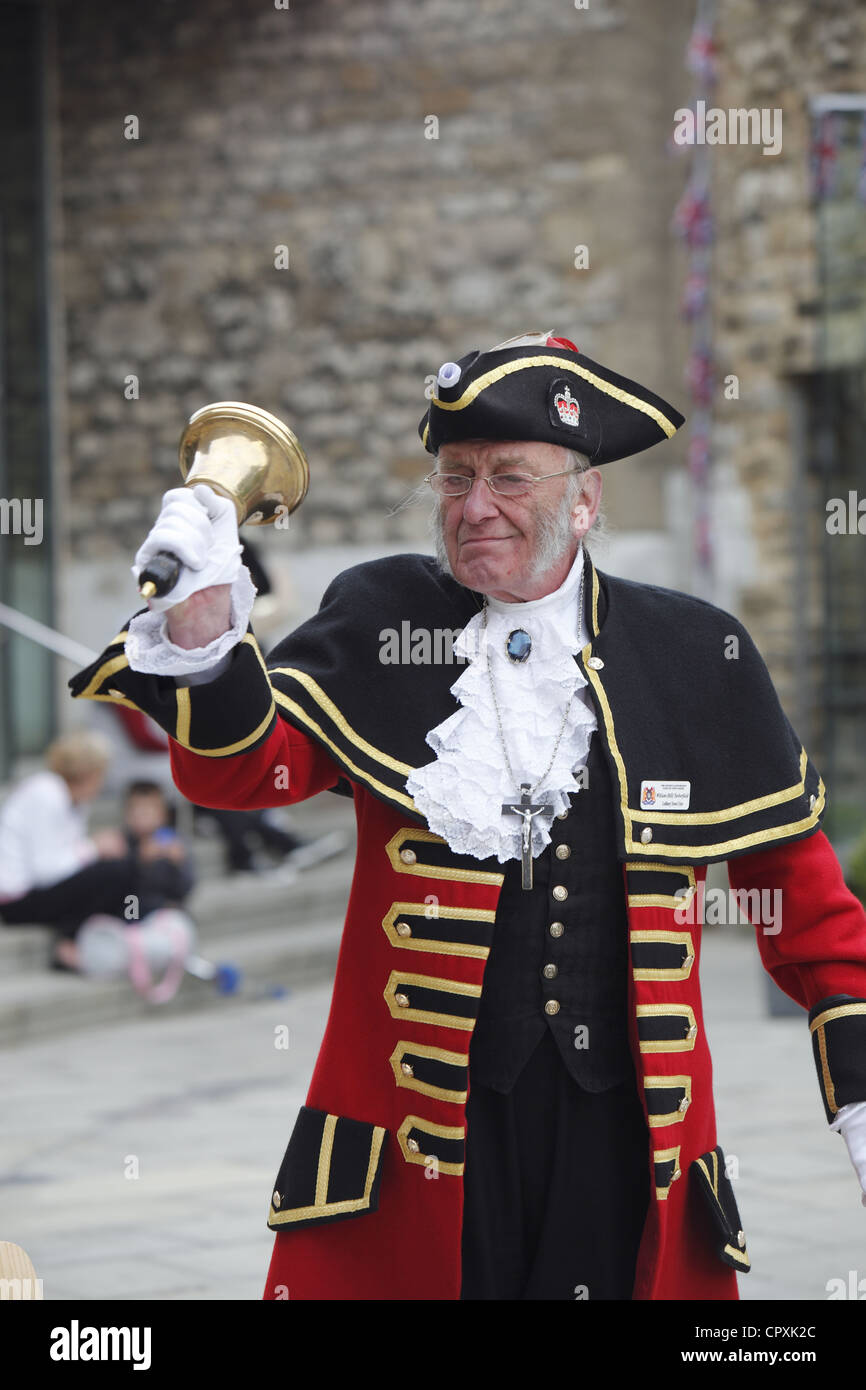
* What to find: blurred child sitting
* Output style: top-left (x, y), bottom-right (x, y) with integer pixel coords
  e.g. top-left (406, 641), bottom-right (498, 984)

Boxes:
top-left (121, 780), bottom-right (195, 919)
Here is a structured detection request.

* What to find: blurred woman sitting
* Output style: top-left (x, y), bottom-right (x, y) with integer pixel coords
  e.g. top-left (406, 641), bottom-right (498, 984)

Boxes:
top-left (0, 730), bottom-right (131, 971)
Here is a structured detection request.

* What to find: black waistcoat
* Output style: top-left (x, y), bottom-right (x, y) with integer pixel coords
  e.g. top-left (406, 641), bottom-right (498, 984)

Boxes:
top-left (468, 730), bottom-right (635, 1095)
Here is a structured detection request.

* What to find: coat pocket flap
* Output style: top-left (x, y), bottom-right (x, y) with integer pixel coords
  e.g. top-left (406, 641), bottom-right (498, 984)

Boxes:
top-left (691, 1145), bottom-right (751, 1272)
top-left (267, 1106), bottom-right (387, 1232)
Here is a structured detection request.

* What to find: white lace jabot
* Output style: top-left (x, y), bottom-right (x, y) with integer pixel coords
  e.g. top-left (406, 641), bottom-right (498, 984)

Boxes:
top-left (406, 545), bottom-right (598, 864)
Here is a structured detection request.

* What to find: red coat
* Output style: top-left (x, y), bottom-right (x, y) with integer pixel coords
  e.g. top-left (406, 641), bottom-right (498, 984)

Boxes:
top-left (167, 721), bottom-right (866, 1301)
top-left (68, 554), bottom-right (866, 1300)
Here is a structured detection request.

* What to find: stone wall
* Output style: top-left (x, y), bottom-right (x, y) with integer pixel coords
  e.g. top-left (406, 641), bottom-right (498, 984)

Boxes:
top-left (52, 0), bottom-right (692, 578)
top-left (709, 0), bottom-right (866, 729)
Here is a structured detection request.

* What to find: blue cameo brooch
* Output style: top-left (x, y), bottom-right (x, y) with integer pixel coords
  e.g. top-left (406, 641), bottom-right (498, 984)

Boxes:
top-left (505, 629), bottom-right (532, 663)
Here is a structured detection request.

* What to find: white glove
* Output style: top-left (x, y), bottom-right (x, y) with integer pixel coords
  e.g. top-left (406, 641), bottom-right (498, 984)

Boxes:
top-left (124, 565), bottom-right (256, 676)
top-left (831, 1100), bottom-right (866, 1207)
top-left (131, 484), bottom-right (242, 613)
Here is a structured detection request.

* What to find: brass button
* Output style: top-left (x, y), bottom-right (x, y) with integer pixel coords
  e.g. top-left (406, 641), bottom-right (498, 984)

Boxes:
top-left (542, 963), bottom-right (558, 980)
top-left (672, 1168), bottom-right (682, 1182)
top-left (737, 1229), bottom-right (746, 1248)
top-left (407, 1137), bottom-right (420, 1154)
top-left (396, 921), bottom-right (412, 937)
top-left (555, 844), bottom-right (571, 860)
top-left (272, 1191), bottom-right (281, 1208)
top-left (544, 999), bottom-right (560, 1016)
top-left (400, 848), bottom-right (417, 865)
top-left (108, 687), bottom-right (126, 698)
top-left (686, 1024), bottom-right (697, 1041)
top-left (809, 794), bottom-right (817, 811)
top-left (556, 810), bottom-right (569, 821)
top-left (552, 885), bottom-right (568, 902)
top-left (394, 992), bottom-right (410, 1008)
top-left (549, 921), bottom-right (565, 939)
top-left (683, 953), bottom-right (694, 968)
top-left (640, 827), bottom-right (653, 844)
top-left (678, 1096), bottom-right (690, 1113)
top-left (586, 656), bottom-right (604, 670)
top-left (401, 1061), bottom-right (414, 1077)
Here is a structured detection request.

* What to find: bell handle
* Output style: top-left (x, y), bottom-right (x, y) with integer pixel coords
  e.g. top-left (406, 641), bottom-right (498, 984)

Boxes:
top-left (137, 551), bottom-right (182, 600)
top-left (136, 480), bottom-right (245, 599)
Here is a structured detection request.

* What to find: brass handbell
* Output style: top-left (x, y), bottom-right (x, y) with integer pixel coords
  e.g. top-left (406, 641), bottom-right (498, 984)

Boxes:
top-left (137, 401), bottom-right (309, 599)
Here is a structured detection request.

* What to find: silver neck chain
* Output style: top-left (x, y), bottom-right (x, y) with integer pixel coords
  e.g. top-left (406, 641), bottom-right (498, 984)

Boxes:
top-left (481, 560), bottom-right (585, 798)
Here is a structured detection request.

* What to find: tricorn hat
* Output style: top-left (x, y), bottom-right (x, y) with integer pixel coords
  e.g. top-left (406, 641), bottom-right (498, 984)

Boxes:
top-left (419, 330), bottom-right (685, 463)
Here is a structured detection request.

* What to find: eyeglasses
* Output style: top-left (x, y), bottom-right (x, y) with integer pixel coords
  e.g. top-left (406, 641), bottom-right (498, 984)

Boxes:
top-left (425, 467), bottom-right (578, 498)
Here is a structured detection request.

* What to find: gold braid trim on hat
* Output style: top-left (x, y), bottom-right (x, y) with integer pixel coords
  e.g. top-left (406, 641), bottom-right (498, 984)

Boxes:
top-left (421, 354), bottom-right (680, 448)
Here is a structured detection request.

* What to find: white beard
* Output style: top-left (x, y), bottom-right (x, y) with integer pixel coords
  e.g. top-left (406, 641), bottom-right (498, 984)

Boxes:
top-left (429, 491), bottom-right (578, 588)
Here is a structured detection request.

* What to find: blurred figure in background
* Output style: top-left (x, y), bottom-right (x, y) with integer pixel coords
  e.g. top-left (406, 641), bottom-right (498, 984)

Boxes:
top-left (0, 731), bottom-right (126, 970)
top-left (193, 803), bottom-right (346, 879)
top-left (121, 780), bottom-right (195, 916)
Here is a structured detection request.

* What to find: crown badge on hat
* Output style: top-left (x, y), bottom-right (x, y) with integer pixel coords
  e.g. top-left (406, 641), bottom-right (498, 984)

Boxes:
top-left (418, 330), bottom-right (685, 465)
top-left (552, 383), bottom-right (580, 428)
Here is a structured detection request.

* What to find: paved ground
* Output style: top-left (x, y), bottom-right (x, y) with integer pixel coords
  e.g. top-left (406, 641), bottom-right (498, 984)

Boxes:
top-left (0, 925), bottom-right (863, 1301)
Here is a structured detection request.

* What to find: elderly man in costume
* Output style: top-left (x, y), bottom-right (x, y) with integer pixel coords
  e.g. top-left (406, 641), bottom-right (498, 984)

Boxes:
top-left (69, 331), bottom-right (866, 1301)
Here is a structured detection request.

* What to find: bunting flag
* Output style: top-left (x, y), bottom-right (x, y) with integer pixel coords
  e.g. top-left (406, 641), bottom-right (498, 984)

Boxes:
top-left (673, 1), bottom-right (717, 585)
top-left (811, 111), bottom-right (839, 201)
top-left (686, 344), bottom-right (714, 409)
top-left (681, 264), bottom-right (710, 320)
top-left (858, 111), bottom-right (866, 204)
top-left (688, 425), bottom-right (711, 483)
top-left (685, 18), bottom-right (719, 85)
top-left (672, 175), bottom-right (714, 248)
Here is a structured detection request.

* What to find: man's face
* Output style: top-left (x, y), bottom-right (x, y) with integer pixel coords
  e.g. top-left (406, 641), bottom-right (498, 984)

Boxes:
top-left (432, 439), bottom-right (601, 601)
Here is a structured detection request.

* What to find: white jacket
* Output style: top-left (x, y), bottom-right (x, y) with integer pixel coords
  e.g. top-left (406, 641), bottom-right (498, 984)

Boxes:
top-left (0, 770), bottom-right (97, 901)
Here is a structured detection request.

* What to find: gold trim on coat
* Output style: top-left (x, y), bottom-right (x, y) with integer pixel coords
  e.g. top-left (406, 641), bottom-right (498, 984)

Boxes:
top-left (809, 1001), bottom-right (866, 1031)
top-left (386, 828), bottom-right (505, 886)
top-left (272, 689), bottom-right (419, 811)
top-left (382, 901), bottom-right (495, 958)
top-left (630, 929), bottom-right (695, 981)
top-left (383, 970), bottom-right (482, 1031)
top-left (266, 1120), bottom-right (386, 1228)
top-left (653, 1145), bottom-right (682, 1201)
top-left (630, 749), bottom-right (812, 825)
top-left (77, 651), bottom-right (130, 700)
top-left (396, 1115), bottom-right (465, 1176)
top-left (809, 1003), bottom-right (866, 1115)
top-left (636, 1004), bottom-right (698, 1053)
top-left (626, 862), bottom-right (697, 909)
top-left (579, 595), bottom-right (826, 858)
top-left (693, 1150), bottom-right (751, 1270)
top-left (269, 665), bottom-right (415, 777)
top-left (389, 1042), bottom-right (469, 1104)
top-left (644, 1074), bottom-right (693, 1127)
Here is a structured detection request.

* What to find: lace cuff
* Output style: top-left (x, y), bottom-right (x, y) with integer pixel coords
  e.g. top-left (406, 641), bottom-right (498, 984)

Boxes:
top-left (124, 566), bottom-right (256, 676)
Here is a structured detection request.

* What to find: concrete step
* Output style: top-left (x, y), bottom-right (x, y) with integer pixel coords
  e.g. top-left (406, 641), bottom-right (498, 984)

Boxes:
top-left (0, 915), bottom-right (344, 1049)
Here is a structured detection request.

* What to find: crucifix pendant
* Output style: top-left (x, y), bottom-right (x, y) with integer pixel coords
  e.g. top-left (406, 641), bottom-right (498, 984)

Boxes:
top-left (501, 783), bottom-right (553, 890)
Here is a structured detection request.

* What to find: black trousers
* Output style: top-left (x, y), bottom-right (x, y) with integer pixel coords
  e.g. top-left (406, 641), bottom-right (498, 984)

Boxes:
top-left (0, 856), bottom-right (191, 939)
top-left (460, 1028), bottom-right (650, 1300)
top-left (193, 806), bottom-right (303, 872)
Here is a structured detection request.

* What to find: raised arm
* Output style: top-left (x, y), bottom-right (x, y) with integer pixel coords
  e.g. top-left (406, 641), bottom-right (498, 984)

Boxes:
top-left (68, 483), bottom-right (344, 812)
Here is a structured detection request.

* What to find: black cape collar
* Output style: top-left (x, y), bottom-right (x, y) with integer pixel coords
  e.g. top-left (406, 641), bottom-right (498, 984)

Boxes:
top-left (265, 550), bottom-right (824, 866)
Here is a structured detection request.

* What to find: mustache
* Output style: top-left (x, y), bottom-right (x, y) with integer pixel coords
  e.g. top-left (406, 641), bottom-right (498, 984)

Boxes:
top-left (429, 497), bottom-right (575, 582)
